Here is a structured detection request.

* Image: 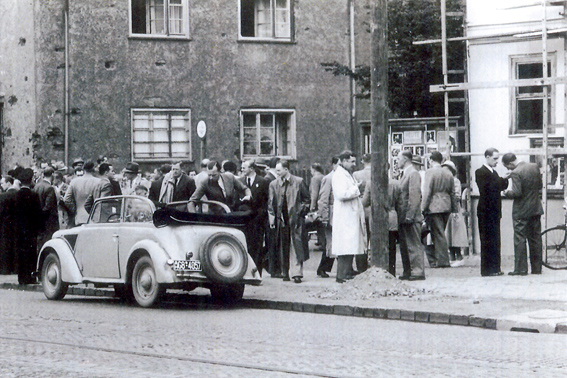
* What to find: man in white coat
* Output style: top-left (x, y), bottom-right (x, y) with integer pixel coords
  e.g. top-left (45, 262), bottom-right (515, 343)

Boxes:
top-left (332, 150), bottom-right (367, 283)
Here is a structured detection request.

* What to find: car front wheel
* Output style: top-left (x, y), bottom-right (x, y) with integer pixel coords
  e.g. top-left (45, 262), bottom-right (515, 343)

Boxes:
top-left (131, 256), bottom-right (163, 308)
top-left (41, 253), bottom-right (68, 300)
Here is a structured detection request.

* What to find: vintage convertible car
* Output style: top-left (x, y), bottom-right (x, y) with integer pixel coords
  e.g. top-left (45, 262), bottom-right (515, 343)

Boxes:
top-left (36, 195), bottom-right (261, 307)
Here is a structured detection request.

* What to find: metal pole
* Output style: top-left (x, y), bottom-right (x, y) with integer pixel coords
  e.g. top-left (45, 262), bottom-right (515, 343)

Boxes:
top-left (542, 0), bottom-right (549, 232)
top-left (441, 0), bottom-right (450, 149)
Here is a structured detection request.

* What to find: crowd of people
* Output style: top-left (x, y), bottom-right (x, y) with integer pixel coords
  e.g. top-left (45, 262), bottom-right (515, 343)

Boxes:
top-left (0, 146), bottom-right (544, 286)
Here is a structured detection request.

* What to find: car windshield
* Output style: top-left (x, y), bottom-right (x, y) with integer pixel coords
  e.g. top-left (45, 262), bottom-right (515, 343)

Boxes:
top-left (90, 198), bottom-right (123, 224)
top-left (124, 197), bottom-right (153, 223)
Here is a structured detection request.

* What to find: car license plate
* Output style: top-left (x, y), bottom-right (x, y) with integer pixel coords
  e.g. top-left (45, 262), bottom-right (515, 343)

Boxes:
top-left (172, 260), bottom-right (201, 272)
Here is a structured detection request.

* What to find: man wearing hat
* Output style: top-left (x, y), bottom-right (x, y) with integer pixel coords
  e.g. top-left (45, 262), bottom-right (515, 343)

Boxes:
top-left (422, 151), bottom-right (458, 269)
top-left (395, 150), bottom-right (426, 280)
top-left (121, 162), bottom-right (150, 195)
top-left (64, 160), bottom-right (101, 226)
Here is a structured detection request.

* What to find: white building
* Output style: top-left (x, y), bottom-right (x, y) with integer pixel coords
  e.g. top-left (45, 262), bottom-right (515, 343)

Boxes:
top-left (466, 0), bottom-right (567, 252)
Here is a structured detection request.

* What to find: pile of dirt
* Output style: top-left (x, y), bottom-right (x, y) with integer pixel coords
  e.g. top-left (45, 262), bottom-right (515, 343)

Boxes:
top-left (310, 267), bottom-right (431, 300)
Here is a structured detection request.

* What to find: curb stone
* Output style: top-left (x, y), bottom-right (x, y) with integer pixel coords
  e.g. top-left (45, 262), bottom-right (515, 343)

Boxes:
top-left (0, 283), bottom-right (508, 332)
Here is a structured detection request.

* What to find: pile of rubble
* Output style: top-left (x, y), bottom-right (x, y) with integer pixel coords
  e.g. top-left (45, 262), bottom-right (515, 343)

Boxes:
top-left (310, 267), bottom-right (431, 301)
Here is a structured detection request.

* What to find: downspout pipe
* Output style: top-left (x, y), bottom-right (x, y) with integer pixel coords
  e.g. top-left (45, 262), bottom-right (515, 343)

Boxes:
top-left (64, 0), bottom-right (69, 166)
top-left (349, 0), bottom-right (357, 153)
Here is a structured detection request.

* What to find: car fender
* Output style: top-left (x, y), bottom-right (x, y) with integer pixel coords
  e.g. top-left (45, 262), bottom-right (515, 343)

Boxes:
top-left (37, 239), bottom-right (83, 284)
top-left (127, 240), bottom-right (177, 283)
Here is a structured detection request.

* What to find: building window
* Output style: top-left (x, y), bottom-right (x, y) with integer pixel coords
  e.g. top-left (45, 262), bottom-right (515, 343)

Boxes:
top-left (240, 0), bottom-right (292, 41)
top-left (511, 55), bottom-right (554, 134)
top-left (240, 109), bottom-right (295, 158)
top-left (131, 109), bottom-right (191, 161)
top-left (130, 0), bottom-right (189, 38)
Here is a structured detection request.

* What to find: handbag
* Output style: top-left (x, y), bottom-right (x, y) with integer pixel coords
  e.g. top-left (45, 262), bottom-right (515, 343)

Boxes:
top-left (304, 211), bottom-right (320, 231)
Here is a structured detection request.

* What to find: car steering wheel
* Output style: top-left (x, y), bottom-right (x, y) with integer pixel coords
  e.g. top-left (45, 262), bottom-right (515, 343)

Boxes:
top-left (106, 213), bottom-right (120, 223)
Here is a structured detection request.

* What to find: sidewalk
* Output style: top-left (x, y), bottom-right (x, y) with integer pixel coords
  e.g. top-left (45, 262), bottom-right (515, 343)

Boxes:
top-left (2, 246), bottom-right (567, 334)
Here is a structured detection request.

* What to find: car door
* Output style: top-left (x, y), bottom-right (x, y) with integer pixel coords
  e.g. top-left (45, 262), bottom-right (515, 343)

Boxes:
top-left (118, 197), bottom-right (155, 260)
top-left (74, 197), bottom-right (123, 279)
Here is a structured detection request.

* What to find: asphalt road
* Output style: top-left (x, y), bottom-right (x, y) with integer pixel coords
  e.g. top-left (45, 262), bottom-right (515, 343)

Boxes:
top-left (0, 290), bottom-right (566, 378)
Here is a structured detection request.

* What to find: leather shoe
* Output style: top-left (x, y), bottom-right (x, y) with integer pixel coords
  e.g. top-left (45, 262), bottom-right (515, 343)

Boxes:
top-left (398, 275), bottom-right (410, 280)
top-left (317, 271), bottom-right (330, 278)
top-left (345, 275), bottom-right (355, 280)
top-left (508, 271), bottom-right (528, 276)
top-left (336, 278), bottom-right (346, 284)
top-left (293, 277), bottom-right (302, 284)
top-left (408, 276), bottom-right (426, 281)
top-left (282, 276), bottom-right (291, 281)
top-left (271, 273), bottom-right (283, 279)
top-left (484, 272), bottom-right (504, 277)
top-left (532, 271), bottom-right (542, 275)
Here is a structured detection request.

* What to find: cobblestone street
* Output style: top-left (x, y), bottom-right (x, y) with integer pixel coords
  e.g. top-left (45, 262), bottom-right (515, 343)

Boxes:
top-left (1, 290), bottom-right (566, 377)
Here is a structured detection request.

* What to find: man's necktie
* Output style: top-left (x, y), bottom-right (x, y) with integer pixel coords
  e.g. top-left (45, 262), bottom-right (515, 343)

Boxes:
top-left (247, 177), bottom-right (252, 188)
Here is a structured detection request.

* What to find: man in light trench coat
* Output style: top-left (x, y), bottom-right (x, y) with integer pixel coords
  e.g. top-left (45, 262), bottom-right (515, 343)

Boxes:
top-left (332, 150), bottom-right (367, 283)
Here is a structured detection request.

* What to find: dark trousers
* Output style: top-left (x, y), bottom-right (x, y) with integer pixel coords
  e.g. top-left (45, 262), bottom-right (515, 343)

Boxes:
top-left (337, 255), bottom-right (354, 281)
top-left (513, 216), bottom-right (542, 274)
top-left (425, 213), bottom-right (450, 267)
top-left (317, 224), bottom-right (334, 273)
top-left (244, 218), bottom-right (265, 274)
top-left (267, 223), bottom-right (280, 275)
top-left (478, 212), bottom-right (502, 275)
top-left (354, 215), bottom-right (370, 273)
top-left (388, 230), bottom-right (401, 276)
top-left (17, 238), bottom-right (37, 284)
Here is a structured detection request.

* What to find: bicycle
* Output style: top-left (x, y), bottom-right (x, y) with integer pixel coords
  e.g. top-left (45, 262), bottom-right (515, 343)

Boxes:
top-left (541, 206), bottom-right (567, 270)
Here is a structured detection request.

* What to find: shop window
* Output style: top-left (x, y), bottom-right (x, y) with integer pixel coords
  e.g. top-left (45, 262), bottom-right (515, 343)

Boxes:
top-left (130, 0), bottom-right (189, 38)
top-left (530, 138), bottom-right (564, 189)
top-left (240, 0), bottom-right (292, 41)
top-left (511, 55), bottom-right (554, 134)
top-left (240, 109), bottom-right (295, 158)
top-left (132, 109), bottom-right (191, 161)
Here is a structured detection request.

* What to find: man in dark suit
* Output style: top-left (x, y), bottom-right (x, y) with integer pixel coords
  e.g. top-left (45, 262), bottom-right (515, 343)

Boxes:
top-left (0, 175), bottom-right (17, 274)
top-left (422, 151), bottom-right (458, 268)
top-left (188, 161), bottom-right (251, 213)
top-left (148, 164), bottom-right (171, 203)
top-left (239, 160), bottom-right (269, 272)
top-left (268, 160), bottom-right (310, 283)
top-left (502, 153), bottom-right (544, 275)
top-left (475, 147), bottom-right (509, 276)
top-left (14, 168), bottom-right (44, 284)
top-left (33, 167), bottom-right (59, 250)
top-left (395, 150), bottom-right (426, 280)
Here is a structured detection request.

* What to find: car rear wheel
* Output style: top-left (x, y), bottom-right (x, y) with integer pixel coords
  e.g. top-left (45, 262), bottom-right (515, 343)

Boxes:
top-left (132, 256), bottom-right (163, 307)
top-left (209, 284), bottom-right (245, 304)
top-left (201, 233), bottom-right (248, 284)
top-left (41, 253), bottom-right (68, 300)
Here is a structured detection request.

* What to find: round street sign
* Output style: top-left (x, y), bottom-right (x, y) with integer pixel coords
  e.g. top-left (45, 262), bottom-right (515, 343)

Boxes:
top-left (197, 120), bottom-right (207, 139)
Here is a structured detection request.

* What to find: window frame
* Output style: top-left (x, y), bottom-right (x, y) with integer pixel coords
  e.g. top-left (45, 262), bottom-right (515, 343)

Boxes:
top-left (510, 53), bottom-right (556, 135)
top-left (128, 0), bottom-right (191, 40)
top-left (239, 108), bottom-right (296, 160)
top-left (238, 0), bottom-right (294, 43)
top-left (131, 108), bottom-right (192, 162)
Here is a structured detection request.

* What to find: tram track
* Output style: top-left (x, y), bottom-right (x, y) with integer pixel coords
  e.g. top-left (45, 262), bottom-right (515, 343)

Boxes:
top-left (0, 335), bottom-right (358, 378)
